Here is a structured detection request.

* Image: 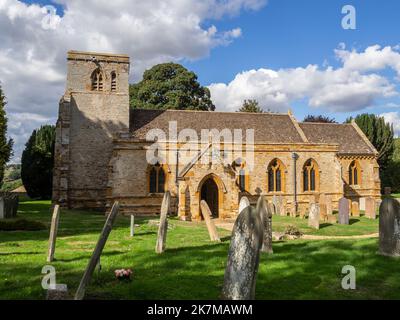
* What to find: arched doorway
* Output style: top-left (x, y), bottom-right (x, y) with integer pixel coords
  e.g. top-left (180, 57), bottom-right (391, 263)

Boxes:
top-left (201, 178), bottom-right (219, 218)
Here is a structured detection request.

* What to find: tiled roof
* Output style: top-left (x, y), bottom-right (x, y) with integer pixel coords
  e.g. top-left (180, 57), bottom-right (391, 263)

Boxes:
top-left (299, 122), bottom-right (376, 155)
top-left (130, 109), bottom-right (305, 143)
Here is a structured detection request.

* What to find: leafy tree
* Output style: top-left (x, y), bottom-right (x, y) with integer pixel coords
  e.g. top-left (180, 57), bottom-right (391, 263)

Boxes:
top-left (237, 99), bottom-right (265, 113)
top-left (393, 138), bottom-right (400, 162)
top-left (303, 115), bottom-right (337, 123)
top-left (21, 125), bottom-right (55, 199)
top-left (0, 85), bottom-right (13, 188)
top-left (346, 114), bottom-right (395, 171)
top-left (130, 63), bottom-right (215, 111)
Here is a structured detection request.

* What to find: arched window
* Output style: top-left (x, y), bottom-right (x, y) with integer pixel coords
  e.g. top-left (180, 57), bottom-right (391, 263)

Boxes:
top-left (91, 69), bottom-right (103, 91)
top-left (149, 163), bottom-right (166, 193)
top-left (111, 71), bottom-right (117, 92)
top-left (303, 159), bottom-right (319, 192)
top-left (268, 159), bottom-right (284, 192)
top-left (349, 160), bottom-right (361, 186)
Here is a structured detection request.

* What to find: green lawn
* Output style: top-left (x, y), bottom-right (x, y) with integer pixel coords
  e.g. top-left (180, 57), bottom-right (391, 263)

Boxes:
top-left (0, 200), bottom-right (399, 300)
top-left (392, 193), bottom-right (400, 198)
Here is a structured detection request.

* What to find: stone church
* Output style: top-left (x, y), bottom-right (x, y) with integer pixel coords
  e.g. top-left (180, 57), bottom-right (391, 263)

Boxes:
top-left (52, 51), bottom-right (381, 219)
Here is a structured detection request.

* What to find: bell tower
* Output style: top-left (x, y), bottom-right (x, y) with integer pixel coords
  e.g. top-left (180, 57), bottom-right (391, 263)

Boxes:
top-left (53, 51), bottom-right (130, 210)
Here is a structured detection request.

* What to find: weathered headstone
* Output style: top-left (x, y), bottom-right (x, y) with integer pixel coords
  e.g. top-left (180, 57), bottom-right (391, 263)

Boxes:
top-left (200, 200), bottom-right (221, 242)
top-left (379, 198), bottom-right (400, 257)
top-left (338, 197), bottom-right (350, 225)
top-left (359, 197), bottom-right (366, 211)
top-left (352, 201), bottom-right (360, 217)
top-left (130, 215), bottom-right (135, 237)
top-left (256, 196), bottom-right (273, 254)
top-left (308, 203), bottom-right (320, 230)
top-left (0, 193), bottom-right (19, 219)
top-left (280, 198), bottom-right (286, 216)
top-left (156, 191), bottom-right (171, 254)
top-left (326, 195), bottom-right (333, 216)
top-left (319, 203), bottom-right (328, 222)
top-left (46, 284), bottom-right (69, 300)
top-left (239, 196), bottom-right (250, 215)
top-left (221, 206), bottom-right (263, 300)
top-left (74, 202), bottom-right (120, 300)
top-left (47, 205), bottom-right (60, 263)
top-left (365, 197), bottom-right (376, 220)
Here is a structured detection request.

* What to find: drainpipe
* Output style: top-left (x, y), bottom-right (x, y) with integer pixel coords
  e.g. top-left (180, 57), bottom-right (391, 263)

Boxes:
top-left (292, 152), bottom-right (299, 213)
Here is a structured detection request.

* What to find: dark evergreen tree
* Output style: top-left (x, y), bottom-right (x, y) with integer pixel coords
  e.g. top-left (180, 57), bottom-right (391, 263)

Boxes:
top-left (130, 63), bottom-right (215, 111)
top-left (21, 125), bottom-right (55, 199)
top-left (0, 85), bottom-right (13, 188)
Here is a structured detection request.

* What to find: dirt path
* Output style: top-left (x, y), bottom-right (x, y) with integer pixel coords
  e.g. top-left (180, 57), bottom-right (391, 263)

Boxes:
top-left (214, 221), bottom-right (379, 241)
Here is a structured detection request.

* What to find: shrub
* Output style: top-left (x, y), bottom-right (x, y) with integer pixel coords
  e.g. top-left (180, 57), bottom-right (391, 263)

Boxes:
top-left (0, 218), bottom-right (47, 231)
top-left (284, 224), bottom-right (303, 237)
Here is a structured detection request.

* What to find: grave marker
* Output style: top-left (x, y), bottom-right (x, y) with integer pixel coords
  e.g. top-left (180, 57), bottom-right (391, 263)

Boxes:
top-left (308, 203), bottom-right (320, 230)
top-left (379, 198), bottom-right (400, 257)
top-left (256, 196), bottom-right (273, 254)
top-left (338, 198), bottom-right (350, 225)
top-left (365, 197), bottom-right (376, 220)
top-left (47, 205), bottom-right (60, 263)
top-left (155, 192), bottom-right (171, 254)
top-left (200, 200), bottom-right (221, 242)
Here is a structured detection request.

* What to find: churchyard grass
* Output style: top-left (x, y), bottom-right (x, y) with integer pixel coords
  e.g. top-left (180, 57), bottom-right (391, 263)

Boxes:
top-left (1, 199), bottom-right (399, 300)
top-left (392, 193), bottom-right (400, 198)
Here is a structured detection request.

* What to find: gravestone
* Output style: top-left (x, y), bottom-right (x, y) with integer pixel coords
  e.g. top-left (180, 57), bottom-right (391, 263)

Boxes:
top-left (130, 215), bottom-right (135, 237)
top-left (359, 197), bottom-right (366, 211)
top-left (319, 203), bottom-right (328, 222)
top-left (280, 198), bottom-right (286, 216)
top-left (326, 195), bottom-right (333, 216)
top-left (379, 198), bottom-right (400, 257)
top-left (365, 197), bottom-right (376, 220)
top-left (46, 284), bottom-right (69, 300)
top-left (299, 206), bottom-right (308, 219)
top-left (200, 200), bottom-right (221, 242)
top-left (221, 206), bottom-right (263, 300)
top-left (352, 201), bottom-right (360, 217)
top-left (308, 203), bottom-right (320, 230)
top-left (239, 196), bottom-right (250, 215)
top-left (256, 196), bottom-right (273, 254)
top-left (47, 205), bottom-right (60, 263)
top-left (74, 202), bottom-right (120, 300)
top-left (0, 193), bottom-right (19, 219)
top-left (338, 198), bottom-right (350, 225)
top-left (155, 192), bottom-right (171, 254)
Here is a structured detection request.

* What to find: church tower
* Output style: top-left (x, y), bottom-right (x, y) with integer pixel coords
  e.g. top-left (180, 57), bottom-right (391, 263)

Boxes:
top-left (52, 51), bottom-right (130, 210)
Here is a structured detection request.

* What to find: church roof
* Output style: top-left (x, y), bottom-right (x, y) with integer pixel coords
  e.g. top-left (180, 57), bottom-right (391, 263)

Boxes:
top-left (129, 109), bottom-right (377, 156)
top-left (130, 109), bottom-right (305, 143)
top-left (299, 122), bottom-right (377, 156)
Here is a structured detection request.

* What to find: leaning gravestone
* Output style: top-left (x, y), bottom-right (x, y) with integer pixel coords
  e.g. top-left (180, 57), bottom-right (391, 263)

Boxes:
top-left (365, 197), bottom-right (376, 220)
top-left (155, 191), bottom-right (171, 254)
top-left (130, 215), bottom-right (135, 237)
top-left (359, 197), bottom-right (366, 211)
top-left (74, 202), bottom-right (120, 300)
top-left (379, 198), bottom-right (400, 257)
top-left (221, 206), bottom-right (263, 300)
top-left (352, 201), bottom-right (360, 217)
top-left (239, 196), bottom-right (250, 215)
top-left (256, 196), bottom-right (273, 254)
top-left (47, 205), bottom-right (60, 263)
top-left (200, 201), bottom-right (221, 242)
top-left (308, 203), bottom-right (320, 230)
top-left (338, 197), bottom-right (350, 225)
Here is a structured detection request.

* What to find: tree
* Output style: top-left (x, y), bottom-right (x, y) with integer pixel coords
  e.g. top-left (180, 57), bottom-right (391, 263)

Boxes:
top-left (0, 85), bottom-right (13, 188)
top-left (237, 99), bottom-right (265, 113)
top-left (303, 115), bottom-right (337, 123)
top-left (130, 63), bottom-right (215, 111)
top-left (21, 125), bottom-right (55, 199)
top-left (346, 114), bottom-right (395, 171)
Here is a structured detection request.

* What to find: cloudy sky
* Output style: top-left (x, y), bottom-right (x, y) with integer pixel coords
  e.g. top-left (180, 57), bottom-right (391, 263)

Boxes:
top-left (0, 0), bottom-right (400, 162)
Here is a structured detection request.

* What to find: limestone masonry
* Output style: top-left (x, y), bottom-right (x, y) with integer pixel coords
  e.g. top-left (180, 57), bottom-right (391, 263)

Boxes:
top-left (53, 51), bottom-right (381, 219)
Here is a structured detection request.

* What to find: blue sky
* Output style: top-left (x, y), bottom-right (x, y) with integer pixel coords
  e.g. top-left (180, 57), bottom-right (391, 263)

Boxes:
top-left (1, 0), bottom-right (400, 161)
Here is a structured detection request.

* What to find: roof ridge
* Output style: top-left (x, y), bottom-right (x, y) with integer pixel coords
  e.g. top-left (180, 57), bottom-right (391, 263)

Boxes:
top-left (132, 108), bottom-right (289, 116)
top-left (300, 122), bottom-right (352, 126)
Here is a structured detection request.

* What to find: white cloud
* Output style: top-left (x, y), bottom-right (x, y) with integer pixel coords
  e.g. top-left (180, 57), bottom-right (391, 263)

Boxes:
top-left (380, 112), bottom-right (400, 137)
top-left (209, 45), bottom-right (399, 112)
top-left (0, 0), bottom-right (267, 162)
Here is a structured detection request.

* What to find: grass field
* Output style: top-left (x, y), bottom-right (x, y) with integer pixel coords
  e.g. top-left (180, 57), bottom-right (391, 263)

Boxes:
top-left (0, 200), bottom-right (399, 300)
